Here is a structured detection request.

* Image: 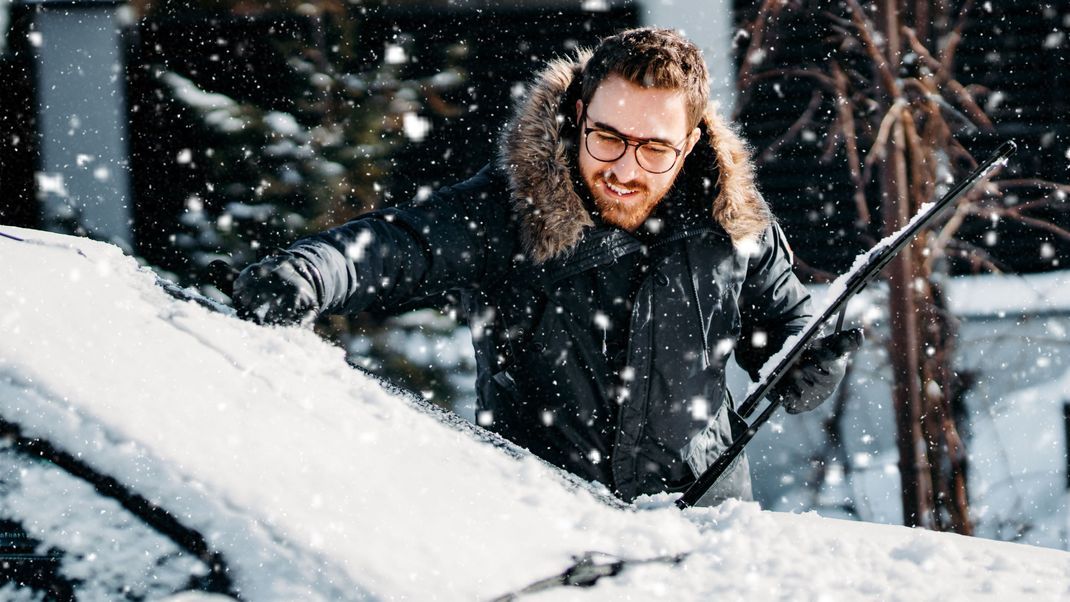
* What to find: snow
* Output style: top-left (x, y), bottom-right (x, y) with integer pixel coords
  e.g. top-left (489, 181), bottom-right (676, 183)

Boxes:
top-left (162, 73), bottom-right (236, 111)
top-left (944, 270), bottom-right (1070, 317)
top-left (2, 226), bottom-right (1069, 599)
top-left (532, 499), bottom-right (1069, 601)
top-left (35, 172), bottom-right (69, 199)
top-left (0, 449), bottom-right (209, 599)
top-left (797, 269), bottom-right (1070, 328)
top-left (745, 152), bottom-right (1010, 402)
top-left (740, 267), bottom-right (1070, 548)
top-left (402, 112), bottom-right (431, 142)
top-left (969, 361), bottom-right (1070, 547)
top-left (263, 111), bottom-right (302, 138)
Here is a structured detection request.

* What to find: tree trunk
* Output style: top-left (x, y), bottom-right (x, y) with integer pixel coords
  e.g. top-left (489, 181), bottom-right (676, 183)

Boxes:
top-left (882, 120), bottom-right (934, 528)
top-left (737, 0), bottom-right (984, 533)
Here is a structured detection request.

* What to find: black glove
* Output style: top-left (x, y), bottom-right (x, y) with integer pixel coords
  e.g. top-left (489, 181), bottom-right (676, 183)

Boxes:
top-left (232, 253), bottom-right (320, 326)
top-left (769, 328), bottom-right (863, 414)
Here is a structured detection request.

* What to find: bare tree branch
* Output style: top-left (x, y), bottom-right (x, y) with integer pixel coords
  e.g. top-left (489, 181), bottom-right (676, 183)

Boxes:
top-left (831, 64), bottom-right (872, 226)
top-left (902, 109), bottom-right (938, 213)
top-left (749, 67), bottom-right (839, 91)
top-left (944, 238), bottom-right (1009, 273)
top-left (844, 0), bottom-right (902, 100)
top-left (941, 0), bottom-right (976, 72)
top-left (902, 27), bottom-right (994, 131)
top-left (735, 0), bottom-right (790, 118)
top-left (759, 90), bottom-right (824, 165)
top-left (928, 200), bottom-right (972, 266)
top-left (862, 98), bottom-right (908, 185)
top-left (992, 178), bottom-right (1070, 192)
top-left (1000, 211), bottom-right (1070, 241)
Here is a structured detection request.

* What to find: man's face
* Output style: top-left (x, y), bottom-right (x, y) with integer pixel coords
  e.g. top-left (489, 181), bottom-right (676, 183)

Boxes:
top-left (576, 74), bottom-right (700, 232)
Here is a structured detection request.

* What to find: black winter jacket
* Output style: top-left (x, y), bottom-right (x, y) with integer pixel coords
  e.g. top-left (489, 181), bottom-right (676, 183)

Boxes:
top-left (282, 52), bottom-right (812, 505)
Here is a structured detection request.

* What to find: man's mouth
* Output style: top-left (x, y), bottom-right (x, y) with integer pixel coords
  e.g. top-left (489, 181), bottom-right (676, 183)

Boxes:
top-left (603, 180), bottom-right (639, 199)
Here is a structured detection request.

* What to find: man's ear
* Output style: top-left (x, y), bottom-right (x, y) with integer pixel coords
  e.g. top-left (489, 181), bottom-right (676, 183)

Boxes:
top-left (683, 126), bottom-right (702, 156)
top-left (575, 100), bottom-right (583, 124)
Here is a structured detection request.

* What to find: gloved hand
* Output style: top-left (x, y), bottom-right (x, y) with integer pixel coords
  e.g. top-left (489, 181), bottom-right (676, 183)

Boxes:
top-left (232, 253), bottom-right (320, 326)
top-left (769, 328), bottom-right (863, 414)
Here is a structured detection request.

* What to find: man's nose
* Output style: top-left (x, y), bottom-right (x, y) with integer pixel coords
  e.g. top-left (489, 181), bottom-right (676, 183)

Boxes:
top-left (608, 147), bottom-right (641, 183)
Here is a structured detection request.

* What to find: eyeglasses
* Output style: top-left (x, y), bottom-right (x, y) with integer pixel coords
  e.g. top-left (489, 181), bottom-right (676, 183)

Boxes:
top-left (582, 113), bottom-right (687, 174)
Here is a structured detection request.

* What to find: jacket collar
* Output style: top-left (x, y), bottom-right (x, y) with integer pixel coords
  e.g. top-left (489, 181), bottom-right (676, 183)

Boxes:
top-left (498, 50), bottom-right (771, 264)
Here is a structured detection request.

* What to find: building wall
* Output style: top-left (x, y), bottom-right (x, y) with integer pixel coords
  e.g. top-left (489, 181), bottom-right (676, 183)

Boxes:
top-left (638, 0), bottom-right (737, 114)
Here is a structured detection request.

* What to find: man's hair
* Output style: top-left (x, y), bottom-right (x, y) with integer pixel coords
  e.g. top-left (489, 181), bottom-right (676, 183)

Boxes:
top-left (581, 27), bottom-right (710, 130)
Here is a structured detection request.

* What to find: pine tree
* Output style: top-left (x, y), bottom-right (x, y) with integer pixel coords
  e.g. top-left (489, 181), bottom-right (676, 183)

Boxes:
top-left (132, 0), bottom-right (473, 408)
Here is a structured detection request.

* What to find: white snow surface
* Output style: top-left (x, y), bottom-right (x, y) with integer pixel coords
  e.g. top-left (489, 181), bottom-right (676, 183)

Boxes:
top-left (1, 226), bottom-right (1069, 600)
top-left (944, 270), bottom-right (1070, 317)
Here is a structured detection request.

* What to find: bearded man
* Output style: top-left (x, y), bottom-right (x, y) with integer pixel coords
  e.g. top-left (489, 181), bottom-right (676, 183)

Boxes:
top-left (233, 28), bottom-right (862, 505)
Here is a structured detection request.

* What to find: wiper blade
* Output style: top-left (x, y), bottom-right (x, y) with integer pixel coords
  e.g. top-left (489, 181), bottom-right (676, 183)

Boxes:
top-left (490, 551), bottom-right (688, 601)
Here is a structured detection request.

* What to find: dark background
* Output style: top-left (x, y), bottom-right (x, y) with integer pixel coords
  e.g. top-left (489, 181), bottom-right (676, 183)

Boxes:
top-left (3, 1), bottom-right (1066, 277)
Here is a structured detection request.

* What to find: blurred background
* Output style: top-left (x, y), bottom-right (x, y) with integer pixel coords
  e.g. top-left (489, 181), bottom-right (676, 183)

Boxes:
top-left (1, 0), bottom-right (1068, 550)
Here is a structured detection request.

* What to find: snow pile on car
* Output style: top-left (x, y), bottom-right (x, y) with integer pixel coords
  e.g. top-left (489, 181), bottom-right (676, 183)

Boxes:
top-left (1, 226), bottom-right (1068, 601)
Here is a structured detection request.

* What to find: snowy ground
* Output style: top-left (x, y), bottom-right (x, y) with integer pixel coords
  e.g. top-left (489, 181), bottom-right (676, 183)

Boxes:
top-left (1, 226), bottom-right (1069, 600)
top-left (739, 272), bottom-right (1070, 550)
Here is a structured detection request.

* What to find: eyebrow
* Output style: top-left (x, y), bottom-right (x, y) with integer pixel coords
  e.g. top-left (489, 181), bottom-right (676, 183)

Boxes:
top-left (589, 118), bottom-right (676, 146)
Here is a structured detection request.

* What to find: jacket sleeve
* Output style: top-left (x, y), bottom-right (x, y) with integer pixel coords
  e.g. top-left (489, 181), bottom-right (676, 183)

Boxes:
top-left (735, 221), bottom-right (813, 380)
top-left (282, 163), bottom-right (518, 316)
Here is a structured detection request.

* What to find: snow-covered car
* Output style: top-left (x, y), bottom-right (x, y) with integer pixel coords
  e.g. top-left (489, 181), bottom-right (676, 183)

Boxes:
top-left (1, 225), bottom-right (1068, 600)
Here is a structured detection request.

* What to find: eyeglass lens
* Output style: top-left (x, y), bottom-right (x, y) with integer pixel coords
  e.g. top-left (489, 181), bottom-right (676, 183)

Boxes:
top-left (585, 130), bottom-right (678, 174)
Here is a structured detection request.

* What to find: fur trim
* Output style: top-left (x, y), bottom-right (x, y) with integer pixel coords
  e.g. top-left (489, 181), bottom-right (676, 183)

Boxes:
top-left (700, 106), bottom-right (772, 250)
top-left (498, 51), bottom-right (769, 263)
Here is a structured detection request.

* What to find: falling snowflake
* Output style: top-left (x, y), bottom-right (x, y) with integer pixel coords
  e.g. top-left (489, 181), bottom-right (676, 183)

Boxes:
top-left (345, 229), bottom-right (375, 262)
top-left (690, 397), bottom-right (709, 421)
top-left (35, 172), bottom-right (68, 198)
top-left (751, 330), bottom-right (767, 349)
top-left (593, 311), bottom-right (610, 330)
top-left (403, 113), bottom-right (431, 142)
top-left (1043, 32), bottom-right (1065, 49)
top-left (384, 44), bottom-right (407, 65)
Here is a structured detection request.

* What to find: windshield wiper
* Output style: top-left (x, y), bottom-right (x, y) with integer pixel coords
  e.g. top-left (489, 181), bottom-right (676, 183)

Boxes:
top-left (490, 551), bottom-right (688, 601)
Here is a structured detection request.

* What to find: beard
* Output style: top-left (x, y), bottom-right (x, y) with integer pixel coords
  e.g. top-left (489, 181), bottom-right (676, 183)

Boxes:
top-left (586, 171), bottom-right (672, 232)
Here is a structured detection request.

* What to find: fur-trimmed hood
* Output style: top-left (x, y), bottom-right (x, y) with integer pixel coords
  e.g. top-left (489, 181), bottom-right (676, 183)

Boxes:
top-left (498, 50), bottom-right (771, 264)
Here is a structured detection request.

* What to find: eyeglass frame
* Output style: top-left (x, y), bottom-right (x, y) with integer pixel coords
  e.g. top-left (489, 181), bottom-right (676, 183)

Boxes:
top-left (580, 109), bottom-right (690, 175)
